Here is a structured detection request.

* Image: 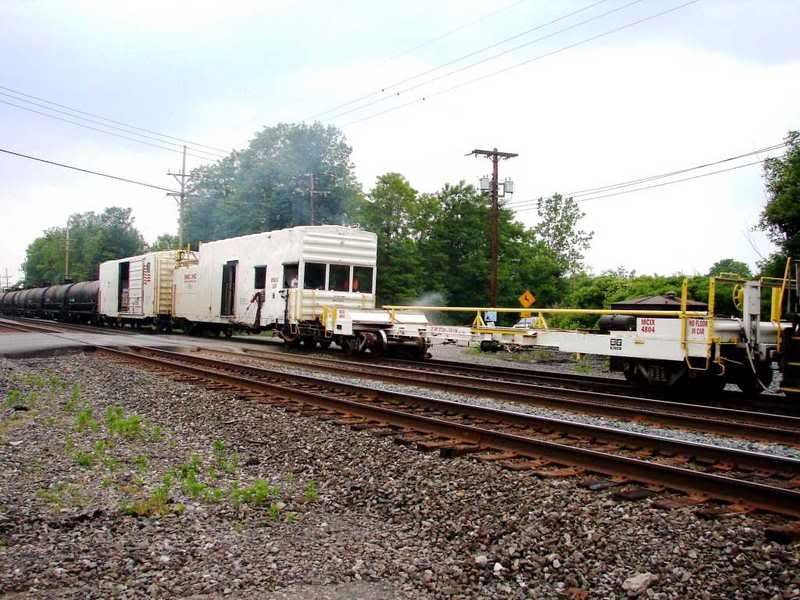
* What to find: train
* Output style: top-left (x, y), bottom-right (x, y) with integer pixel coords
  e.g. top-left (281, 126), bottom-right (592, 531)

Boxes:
top-left (2, 224), bottom-right (798, 398)
top-left (0, 225), bottom-right (431, 358)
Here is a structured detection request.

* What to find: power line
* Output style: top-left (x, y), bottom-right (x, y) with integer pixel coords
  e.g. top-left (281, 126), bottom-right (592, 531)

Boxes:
top-left (510, 158), bottom-right (769, 211)
top-left (325, 0), bottom-right (620, 122)
top-left (310, 0), bottom-right (603, 121)
top-left (0, 91), bottom-right (227, 160)
top-left (342, 0), bottom-right (700, 127)
top-left (563, 142), bottom-right (787, 198)
top-left (0, 146), bottom-right (179, 193)
top-left (0, 98), bottom-right (220, 162)
top-left (507, 141), bottom-right (788, 209)
top-left (381, 0), bottom-right (531, 64)
top-left (0, 84), bottom-right (230, 155)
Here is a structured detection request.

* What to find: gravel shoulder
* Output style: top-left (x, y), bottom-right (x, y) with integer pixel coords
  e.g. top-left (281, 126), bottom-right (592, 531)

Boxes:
top-left (0, 352), bottom-right (798, 599)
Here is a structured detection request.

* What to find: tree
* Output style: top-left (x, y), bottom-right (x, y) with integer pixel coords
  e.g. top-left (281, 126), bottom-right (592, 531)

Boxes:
top-left (148, 234), bottom-right (180, 251)
top-left (22, 207), bottom-right (145, 285)
top-left (184, 122), bottom-right (363, 245)
top-left (357, 173), bottom-right (428, 305)
top-left (416, 182), bottom-right (564, 318)
top-left (532, 194), bottom-right (594, 274)
top-left (759, 131), bottom-right (800, 275)
top-left (708, 258), bottom-right (752, 278)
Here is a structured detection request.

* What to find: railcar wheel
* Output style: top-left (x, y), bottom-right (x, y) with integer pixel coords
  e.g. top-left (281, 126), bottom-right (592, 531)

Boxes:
top-left (319, 339), bottom-right (332, 350)
top-left (339, 337), bottom-right (356, 356)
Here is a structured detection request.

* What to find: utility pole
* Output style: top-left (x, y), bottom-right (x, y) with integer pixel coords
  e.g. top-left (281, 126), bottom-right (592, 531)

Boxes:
top-left (64, 225), bottom-right (70, 282)
top-left (468, 147), bottom-right (518, 306)
top-left (1, 268), bottom-right (10, 291)
top-left (167, 145), bottom-right (189, 247)
top-left (303, 173), bottom-right (330, 226)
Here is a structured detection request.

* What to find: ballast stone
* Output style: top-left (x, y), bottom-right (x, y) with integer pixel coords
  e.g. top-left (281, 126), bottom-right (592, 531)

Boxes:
top-left (622, 572), bottom-right (658, 596)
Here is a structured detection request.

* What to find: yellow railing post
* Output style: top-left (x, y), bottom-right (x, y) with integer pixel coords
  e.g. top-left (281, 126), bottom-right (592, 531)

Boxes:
top-left (706, 277), bottom-right (716, 366)
top-left (678, 278), bottom-right (689, 355)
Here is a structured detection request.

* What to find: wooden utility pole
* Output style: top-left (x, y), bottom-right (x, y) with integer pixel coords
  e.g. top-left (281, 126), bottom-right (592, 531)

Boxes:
top-left (167, 145), bottom-right (189, 247)
top-left (1, 268), bottom-right (10, 291)
top-left (304, 173), bottom-right (330, 226)
top-left (468, 147), bottom-right (518, 306)
top-left (64, 225), bottom-right (70, 281)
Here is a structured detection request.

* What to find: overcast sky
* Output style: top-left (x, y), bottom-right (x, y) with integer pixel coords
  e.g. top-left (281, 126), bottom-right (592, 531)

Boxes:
top-left (1, 0), bottom-right (798, 286)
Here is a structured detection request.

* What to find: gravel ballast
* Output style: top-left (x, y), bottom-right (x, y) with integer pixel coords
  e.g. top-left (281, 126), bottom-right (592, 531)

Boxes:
top-left (0, 352), bottom-right (798, 599)
top-left (194, 348), bottom-right (800, 461)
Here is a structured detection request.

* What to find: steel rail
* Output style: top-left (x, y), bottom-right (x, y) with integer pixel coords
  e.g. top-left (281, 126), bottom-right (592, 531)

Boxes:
top-left (203, 346), bottom-right (800, 445)
top-left (100, 345), bottom-right (800, 517)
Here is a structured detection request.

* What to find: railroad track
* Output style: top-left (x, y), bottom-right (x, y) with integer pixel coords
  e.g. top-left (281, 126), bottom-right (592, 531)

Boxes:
top-left (0, 318), bottom-right (68, 334)
top-left (193, 346), bottom-right (800, 447)
top-left (2, 316), bottom-right (119, 336)
top-left (102, 345), bottom-right (800, 518)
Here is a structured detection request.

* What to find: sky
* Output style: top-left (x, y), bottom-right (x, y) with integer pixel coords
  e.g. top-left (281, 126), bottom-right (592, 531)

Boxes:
top-left (1, 0), bottom-right (798, 287)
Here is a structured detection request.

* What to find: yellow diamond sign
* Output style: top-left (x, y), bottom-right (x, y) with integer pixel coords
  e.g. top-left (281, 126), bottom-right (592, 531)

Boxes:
top-left (518, 289), bottom-right (536, 308)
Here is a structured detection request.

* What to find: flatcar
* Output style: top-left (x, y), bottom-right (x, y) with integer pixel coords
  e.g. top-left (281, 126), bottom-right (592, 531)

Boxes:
top-left (396, 261), bottom-right (800, 398)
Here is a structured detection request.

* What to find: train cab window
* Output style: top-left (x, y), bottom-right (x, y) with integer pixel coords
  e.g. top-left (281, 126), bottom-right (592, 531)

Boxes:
top-left (254, 266), bottom-right (267, 290)
top-left (328, 264), bottom-right (350, 292)
top-left (304, 262), bottom-right (326, 290)
top-left (283, 263), bottom-right (299, 288)
top-left (352, 266), bottom-right (374, 294)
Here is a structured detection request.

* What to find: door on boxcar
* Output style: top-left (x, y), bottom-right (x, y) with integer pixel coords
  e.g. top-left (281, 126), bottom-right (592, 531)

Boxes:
top-left (220, 260), bottom-right (238, 317)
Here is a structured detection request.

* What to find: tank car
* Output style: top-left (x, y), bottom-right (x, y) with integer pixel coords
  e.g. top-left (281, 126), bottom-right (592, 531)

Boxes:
top-left (65, 281), bottom-right (100, 323)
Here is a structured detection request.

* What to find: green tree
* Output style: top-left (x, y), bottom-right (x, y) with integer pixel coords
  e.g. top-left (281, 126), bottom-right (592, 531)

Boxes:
top-left (708, 258), bottom-right (752, 278)
top-left (416, 182), bottom-right (563, 320)
top-left (184, 123), bottom-right (363, 245)
top-left (22, 207), bottom-right (145, 285)
top-left (148, 233), bottom-right (180, 251)
top-left (357, 173), bottom-right (428, 305)
top-left (532, 194), bottom-right (594, 274)
top-left (759, 131), bottom-right (800, 276)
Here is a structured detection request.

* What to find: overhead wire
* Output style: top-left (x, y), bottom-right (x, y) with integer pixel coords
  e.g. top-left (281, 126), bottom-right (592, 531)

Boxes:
top-left (0, 146), bottom-right (179, 193)
top-left (510, 159), bottom-right (772, 211)
top-left (0, 92), bottom-right (227, 160)
top-left (0, 84), bottom-right (230, 155)
top-left (506, 141), bottom-right (788, 209)
top-left (0, 98), bottom-right (223, 162)
top-left (310, 0), bottom-right (608, 120)
top-left (341, 0), bottom-right (701, 127)
top-left (329, 0), bottom-right (632, 122)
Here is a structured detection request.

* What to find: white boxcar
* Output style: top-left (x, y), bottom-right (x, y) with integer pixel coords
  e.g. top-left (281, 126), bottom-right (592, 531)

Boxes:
top-left (98, 250), bottom-right (177, 329)
top-left (172, 225), bottom-right (429, 354)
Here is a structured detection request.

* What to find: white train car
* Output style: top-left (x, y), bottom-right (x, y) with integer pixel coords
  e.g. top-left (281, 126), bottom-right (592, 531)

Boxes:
top-left (98, 250), bottom-right (177, 330)
top-left (172, 225), bottom-right (429, 355)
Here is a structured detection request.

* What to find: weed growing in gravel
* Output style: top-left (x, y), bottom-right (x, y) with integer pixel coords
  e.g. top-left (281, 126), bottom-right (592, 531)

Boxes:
top-left (134, 454), bottom-right (149, 474)
top-left (303, 480), bottom-right (320, 502)
top-left (105, 406), bottom-right (144, 439)
top-left (266, 501), bottom-right (284, 521)
top-left (76, 407), bottom-right (99, 432)
top-left (64, 383), bottom-right (81, 412)
top-left (212, 439), bottom-right (238, 474)
top-left (4, 388), bottom-right (22, 407)
top-left (230, 479), bottom-right (280, 506)
top-left (73, 450), bottom-right (94, 468)
top-left (121, 472), bottom-right (177, 517)
top-left (148, 424), bottom-right (165, 442)
top-left (574, 357), bottom-right (592, 374)
top-left (36, 483), bottom-right (90, 510)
